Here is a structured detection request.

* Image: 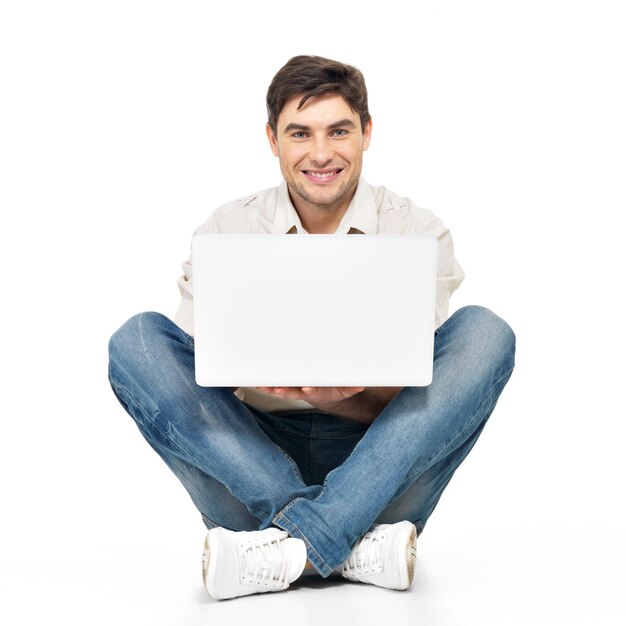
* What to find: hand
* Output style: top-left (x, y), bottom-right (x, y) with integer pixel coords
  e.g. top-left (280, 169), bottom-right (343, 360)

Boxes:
top-left (255, 386), bottom-right (365, 412)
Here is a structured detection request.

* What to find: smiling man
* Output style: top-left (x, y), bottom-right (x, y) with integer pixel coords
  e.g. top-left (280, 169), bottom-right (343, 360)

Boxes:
top-left (108, 55), bottom-right (516, 601)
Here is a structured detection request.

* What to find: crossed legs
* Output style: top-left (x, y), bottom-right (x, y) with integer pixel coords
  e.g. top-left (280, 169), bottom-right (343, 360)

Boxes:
top-left (108, 306), bottom-right (515, 576)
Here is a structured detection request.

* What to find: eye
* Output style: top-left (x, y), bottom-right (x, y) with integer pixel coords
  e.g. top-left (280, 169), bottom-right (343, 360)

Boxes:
top-left (331, 129), bottom-right (348, 137)
top-left (292, 131), bottom-right (308, 139)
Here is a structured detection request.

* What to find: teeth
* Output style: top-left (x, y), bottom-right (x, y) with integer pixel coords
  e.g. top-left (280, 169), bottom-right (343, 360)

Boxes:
top-left (307, 171), bottom-right (338, 178)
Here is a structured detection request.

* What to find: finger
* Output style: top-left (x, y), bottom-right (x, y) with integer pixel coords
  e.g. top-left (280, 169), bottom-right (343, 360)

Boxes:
top-left (275, 387), bottom-right (309, 399)
top-left (256, 387), bottom-right (284, 395)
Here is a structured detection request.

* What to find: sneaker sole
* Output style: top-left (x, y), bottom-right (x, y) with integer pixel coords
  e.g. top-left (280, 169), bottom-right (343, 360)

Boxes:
top-left (202, 533), bottom-right (211, 591)
top-left (405, 524), bottom-right (418, 587)
top-left (202, 530), bottom-right (223, 598)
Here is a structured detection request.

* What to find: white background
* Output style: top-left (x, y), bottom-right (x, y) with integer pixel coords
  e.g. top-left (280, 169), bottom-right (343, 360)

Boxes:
top-left (1, 1), bottom-right (624, 624)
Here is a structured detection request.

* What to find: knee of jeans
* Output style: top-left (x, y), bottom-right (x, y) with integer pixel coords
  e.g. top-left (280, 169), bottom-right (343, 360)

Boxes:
top-left (108, 311), bottom-right (169, 360)
top-left (455, 305), bottom-right (516, 367)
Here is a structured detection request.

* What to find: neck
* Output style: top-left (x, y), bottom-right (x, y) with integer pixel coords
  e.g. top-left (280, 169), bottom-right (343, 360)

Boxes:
top-left (288, 186), bottom-right (356, 234)
top-left (297, 210), bottom-right (345, 234)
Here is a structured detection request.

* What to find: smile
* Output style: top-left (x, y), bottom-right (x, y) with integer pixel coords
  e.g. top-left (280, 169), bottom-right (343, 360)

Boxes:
top-left (302, 169), bottom-right (343, 183)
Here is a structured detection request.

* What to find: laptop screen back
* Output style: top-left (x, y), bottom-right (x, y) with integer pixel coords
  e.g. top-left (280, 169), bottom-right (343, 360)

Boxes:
top-left (192, 234), bottom-right (437, 387)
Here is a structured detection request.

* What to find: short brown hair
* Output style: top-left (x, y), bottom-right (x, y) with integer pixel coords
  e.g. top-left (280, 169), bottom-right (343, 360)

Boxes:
top-left (266, 55), bottom-right (371, 134)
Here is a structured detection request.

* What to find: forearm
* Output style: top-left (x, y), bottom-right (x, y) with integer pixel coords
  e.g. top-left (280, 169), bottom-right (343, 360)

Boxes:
top-left (329, 387), bottom-right (403, 424)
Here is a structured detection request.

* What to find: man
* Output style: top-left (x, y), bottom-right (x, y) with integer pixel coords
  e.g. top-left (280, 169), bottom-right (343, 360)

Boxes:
top-left (108, 55), bottom-right (515, 601)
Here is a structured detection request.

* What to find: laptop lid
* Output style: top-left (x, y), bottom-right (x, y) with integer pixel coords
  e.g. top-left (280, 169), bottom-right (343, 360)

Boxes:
top-left (191, 234), bottom-right (437, 387)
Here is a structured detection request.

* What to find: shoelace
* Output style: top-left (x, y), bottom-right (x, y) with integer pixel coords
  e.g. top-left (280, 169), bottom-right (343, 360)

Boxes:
top-left (343, 528), bottom-right (385, 576)
top-left (239, 531), bottom-right (289, 588)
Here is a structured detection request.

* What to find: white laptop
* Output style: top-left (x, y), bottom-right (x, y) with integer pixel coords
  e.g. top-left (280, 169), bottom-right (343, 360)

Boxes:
top-left (192, 234), bottom-right (437, 387)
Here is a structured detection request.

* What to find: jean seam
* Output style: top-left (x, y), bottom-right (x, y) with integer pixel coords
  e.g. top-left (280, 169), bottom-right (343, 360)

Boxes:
top-left (274, 445), bottom-right (305, 481)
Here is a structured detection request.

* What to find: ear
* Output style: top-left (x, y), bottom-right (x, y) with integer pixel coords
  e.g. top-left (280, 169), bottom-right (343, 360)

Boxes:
top-left (362, 118), bottom-right (373, 151)
top-left (266, 123), bottom-right (279, 157)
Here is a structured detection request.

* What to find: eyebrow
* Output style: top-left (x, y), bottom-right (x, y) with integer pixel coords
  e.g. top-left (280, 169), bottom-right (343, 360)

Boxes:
top-left (282, 118), bottom-right (357, 134)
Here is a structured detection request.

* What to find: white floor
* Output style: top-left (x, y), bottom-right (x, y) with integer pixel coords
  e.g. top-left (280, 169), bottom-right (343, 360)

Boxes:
top-left (2, 520), bottom-right (624, 626)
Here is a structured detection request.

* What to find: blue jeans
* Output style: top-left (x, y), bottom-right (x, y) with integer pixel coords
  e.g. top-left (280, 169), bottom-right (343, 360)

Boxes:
top-left (108, 305), bottom-right (515, 576)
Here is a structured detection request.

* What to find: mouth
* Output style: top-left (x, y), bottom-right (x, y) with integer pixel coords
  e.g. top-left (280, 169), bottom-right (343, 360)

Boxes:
top-left (301, 168), bottom-right (343, 184)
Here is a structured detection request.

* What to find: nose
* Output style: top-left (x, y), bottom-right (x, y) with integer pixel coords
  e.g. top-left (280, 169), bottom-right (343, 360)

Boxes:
top-left (309, 135), bottom-right (333, 167)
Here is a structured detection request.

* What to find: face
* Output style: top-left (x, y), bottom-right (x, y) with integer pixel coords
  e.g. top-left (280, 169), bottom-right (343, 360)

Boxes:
top-left (266, 93), bottom-right (372, 216)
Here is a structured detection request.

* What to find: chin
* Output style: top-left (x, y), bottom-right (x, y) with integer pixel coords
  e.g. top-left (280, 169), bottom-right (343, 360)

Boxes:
top-left (305, 191), bottom-right (345, 209)
top-left (308, 181), bottom-right (354, 205)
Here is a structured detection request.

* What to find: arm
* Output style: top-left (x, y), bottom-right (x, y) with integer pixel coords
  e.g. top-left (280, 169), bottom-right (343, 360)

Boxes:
top-left (348, 387), bottom-right (404, 423)
top-left (256, 386), bottom-right (403, 425)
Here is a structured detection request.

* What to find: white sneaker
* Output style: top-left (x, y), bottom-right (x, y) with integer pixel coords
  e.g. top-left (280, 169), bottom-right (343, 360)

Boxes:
top-left (338, 521), bottom-right (418, 590)
top-left (202, 527), bottom-right (307, 600)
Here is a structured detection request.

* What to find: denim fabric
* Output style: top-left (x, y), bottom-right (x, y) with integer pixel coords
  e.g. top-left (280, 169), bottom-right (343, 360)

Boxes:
top-left (108, 305), bottom-right (515, 576)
